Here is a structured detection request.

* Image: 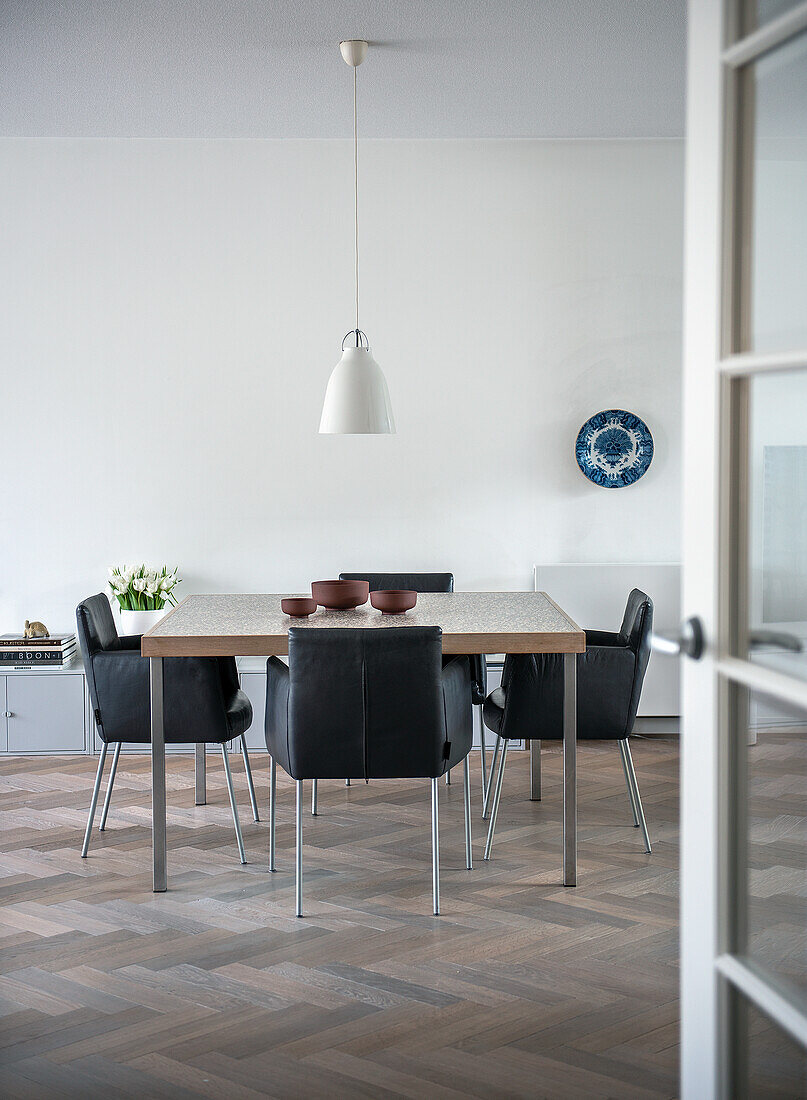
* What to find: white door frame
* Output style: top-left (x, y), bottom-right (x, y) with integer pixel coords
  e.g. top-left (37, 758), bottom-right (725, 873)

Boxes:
top-left (682, 2), bottom-right (807, 1095)
top-left (681, 3), bottom-right (723, 1091)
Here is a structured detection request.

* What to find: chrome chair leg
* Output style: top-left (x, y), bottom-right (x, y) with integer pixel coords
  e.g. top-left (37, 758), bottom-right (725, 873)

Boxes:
top-left (240, 736), bottom-right (260, 822)
top-left (221, 744), bottom-right (247, 864)
top-left (296, 779), bottom-right (303, 917)
top-left (81, 744), bottom-right (108, 857)
top-left (345, 778), bottom-right (350, 786)
top-left (269, 756), bottom-right (277, 872)
top-left (431, 777), bottom-right (440, 915)
top-left (98, 741), bottom-right (121, 832)
top-left (312, 778), bottom-right (318, 816)
top-left (618, 740), bottom-right (641, 827)
top-left (479, 714), bottom-right (488, 799)
top-left (445, 769), bottom-right (451, 785)
top-left (483, 740), bottom-right (509, 860)
top-left (463, 755), bottom-right (472, 870)
top-left (622, 740), bottom-right (652, 853)
top-left (482, 735), bottom-right (501, 819)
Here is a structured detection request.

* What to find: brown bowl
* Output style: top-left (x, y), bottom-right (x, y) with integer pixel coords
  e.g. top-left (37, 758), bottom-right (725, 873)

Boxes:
top-left (311, 579), bottom-right (370, 610)
top-left (370, 590), bottom-right (418, 615)
top-left (281, 597), bottom-right (317, 618)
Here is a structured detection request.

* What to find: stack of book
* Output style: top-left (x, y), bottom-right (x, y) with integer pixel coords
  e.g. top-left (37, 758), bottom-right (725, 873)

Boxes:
top-left (0, 633), bottom-right (78, 668)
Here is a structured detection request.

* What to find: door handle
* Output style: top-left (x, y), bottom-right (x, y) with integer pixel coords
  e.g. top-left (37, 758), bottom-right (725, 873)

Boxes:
top-left (3, 711), bottom-right (12, 718)
top-left (651, 617), bottom-right (705, 661)
top-left (748, 630), bottom-right (803, 653)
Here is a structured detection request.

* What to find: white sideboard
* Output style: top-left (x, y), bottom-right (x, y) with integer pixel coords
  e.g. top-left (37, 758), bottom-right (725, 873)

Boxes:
top-left (0, 655), bottom-right (513, 755)
top-left (1, 567), bottom-right (678, 753)
top-left (0, 657), bottom-right (89, 753)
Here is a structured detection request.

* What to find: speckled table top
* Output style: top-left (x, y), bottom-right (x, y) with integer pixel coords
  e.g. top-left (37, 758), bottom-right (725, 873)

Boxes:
top-left (142, 592), bottom-right (585, 657)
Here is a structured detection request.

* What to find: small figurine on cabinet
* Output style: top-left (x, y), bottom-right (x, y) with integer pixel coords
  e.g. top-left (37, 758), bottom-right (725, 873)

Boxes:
top-left (23, 620), bottom-right (49, 639)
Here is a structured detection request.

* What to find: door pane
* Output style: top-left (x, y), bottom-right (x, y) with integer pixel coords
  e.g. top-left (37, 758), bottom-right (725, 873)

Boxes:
top-left (741, 32), bottom-right (807, 353)
top-left (744, 688), bottom-right (807, 992)
top-left (740, 0), bottom-right (807, 37)
top-left (746, 369), bottom-right (807, 683)
top-left (743, 993), bottom-right (807, 1097)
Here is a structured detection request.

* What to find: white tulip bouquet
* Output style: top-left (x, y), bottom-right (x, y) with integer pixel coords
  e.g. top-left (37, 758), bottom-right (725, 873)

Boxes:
top-left (108, 565), bottom-right (181, 611)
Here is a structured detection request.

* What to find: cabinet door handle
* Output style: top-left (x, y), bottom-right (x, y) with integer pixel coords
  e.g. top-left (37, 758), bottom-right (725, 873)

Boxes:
top-left (3, 711), bottom-right (12, 718)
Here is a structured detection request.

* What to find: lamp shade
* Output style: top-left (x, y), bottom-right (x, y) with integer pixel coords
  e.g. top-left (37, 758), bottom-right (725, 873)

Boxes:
top-left (319, 346), bottom-right (396, 434)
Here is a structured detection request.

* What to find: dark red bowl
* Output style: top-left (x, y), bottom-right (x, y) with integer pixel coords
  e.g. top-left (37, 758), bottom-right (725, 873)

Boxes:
top-left (281, 597), bottom-right (317, 618)
top-left (370, 590), bottom-right (418, 615)
top-left (311, 579), bottom-right (370, 610)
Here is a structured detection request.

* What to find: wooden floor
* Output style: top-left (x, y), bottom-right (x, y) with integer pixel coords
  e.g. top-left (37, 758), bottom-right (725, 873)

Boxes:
top-left (0, 739), bottom-right (681, 1099)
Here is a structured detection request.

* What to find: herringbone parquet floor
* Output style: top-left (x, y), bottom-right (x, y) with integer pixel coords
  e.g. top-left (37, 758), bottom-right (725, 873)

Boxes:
top-left (0, 739), bottom-right (680, 1099)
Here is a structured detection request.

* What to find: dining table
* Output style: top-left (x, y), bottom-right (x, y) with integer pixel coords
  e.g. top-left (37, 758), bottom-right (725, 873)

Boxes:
top-left (141, 591), bottom-right (586, 893)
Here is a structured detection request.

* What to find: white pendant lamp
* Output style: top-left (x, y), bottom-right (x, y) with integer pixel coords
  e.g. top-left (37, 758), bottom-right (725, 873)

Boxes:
top-left (319, 40), bottom-right (396, 435)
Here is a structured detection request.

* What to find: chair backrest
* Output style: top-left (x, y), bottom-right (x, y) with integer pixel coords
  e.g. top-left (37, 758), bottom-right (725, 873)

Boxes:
top-left (286, 626), bottom-right (447, 780)
top-left (339, 572), bottom-right (454, 593)
top-left (76, 594), bottom-right (233, 745)
top-left (618, 588), bottom-right (654, 730)
top-left (499, 589), bottom-right (654, 741)
top-left (339, 571), bottom-right (488, 701)
top-left (619, 588), bottom-right (654, 653)
top-left (76, 592), bottom-right (119, 656)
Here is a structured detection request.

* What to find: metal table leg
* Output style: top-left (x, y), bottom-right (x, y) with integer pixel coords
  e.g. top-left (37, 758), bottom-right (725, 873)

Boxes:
top-left (530, 739), bottom-right (542, 801)
top-left (462, 754), bottom-right (472, 870)
top-left (150, 657), bottom-right (167, 892)
top-left (562, 652), bottom-right (577, 886)
top-left (296, 780), bottom-right (303, 917)
top-left (195, 744), bottom-right (206, 805)
top-left (269, 756), bottom-right (277, 872)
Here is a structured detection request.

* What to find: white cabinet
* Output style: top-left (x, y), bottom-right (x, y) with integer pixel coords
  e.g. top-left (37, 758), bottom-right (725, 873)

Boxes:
top-left (0, 655), bottom-right (512, 757)
top-left (2, 664), bottom-right (87, 754)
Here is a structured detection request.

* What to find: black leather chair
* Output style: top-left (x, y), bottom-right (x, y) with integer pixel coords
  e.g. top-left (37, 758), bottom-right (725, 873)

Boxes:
top-left (481, 589), bottom-right (654, 859)
top-left (77, 594), bottom-right (255, 864)
top-left (264, 626), bottom-right (473, 916)
top-left (340, 572), bottom-right (489, 795)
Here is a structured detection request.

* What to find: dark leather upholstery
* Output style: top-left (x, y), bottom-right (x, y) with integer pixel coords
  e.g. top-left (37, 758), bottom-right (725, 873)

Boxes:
top-left (340, 572), bottom-right (455, 593)
top-left (483, 589), bottom-right (654, 742)
top-left (265, 627), bottom-right (472, 780)
top-left (77, 594), bottom-right (252, 745)
top-left (339, 571), bottom-right (487, 706)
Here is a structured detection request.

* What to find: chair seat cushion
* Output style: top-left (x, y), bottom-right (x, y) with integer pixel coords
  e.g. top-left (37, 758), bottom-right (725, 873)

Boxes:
top-left (101, 686), bottom-right (253, 746)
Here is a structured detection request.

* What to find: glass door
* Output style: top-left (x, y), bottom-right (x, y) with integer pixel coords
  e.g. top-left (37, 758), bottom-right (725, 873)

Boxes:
top-left (682, 2), bottom-right (807, 1096)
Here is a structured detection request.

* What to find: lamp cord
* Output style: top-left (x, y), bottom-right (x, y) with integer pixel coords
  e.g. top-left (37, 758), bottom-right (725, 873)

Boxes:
top-left (353, 63), bottom-right (359, 340)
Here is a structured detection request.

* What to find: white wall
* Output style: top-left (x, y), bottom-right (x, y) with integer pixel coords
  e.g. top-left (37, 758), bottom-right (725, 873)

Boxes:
top-left (0, 139), bottom-right (683, 631)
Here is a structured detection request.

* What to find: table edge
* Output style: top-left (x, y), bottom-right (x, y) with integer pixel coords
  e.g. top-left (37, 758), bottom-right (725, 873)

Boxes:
top-left (142, 630), bottom-right (586, 657)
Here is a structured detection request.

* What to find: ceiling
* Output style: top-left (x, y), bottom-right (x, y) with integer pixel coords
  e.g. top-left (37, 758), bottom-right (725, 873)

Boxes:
top-left (0, 1), bottom-right (686, 140)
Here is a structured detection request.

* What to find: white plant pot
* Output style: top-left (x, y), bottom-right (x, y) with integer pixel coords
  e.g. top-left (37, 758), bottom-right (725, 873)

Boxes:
top-left (118, 608), bottom-right (168, 636)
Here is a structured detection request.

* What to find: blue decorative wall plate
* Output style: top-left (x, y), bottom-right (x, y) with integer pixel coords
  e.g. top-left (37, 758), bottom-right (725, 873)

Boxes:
top-left (575, 410), bottom-right (654, 488)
